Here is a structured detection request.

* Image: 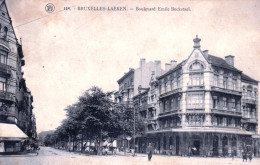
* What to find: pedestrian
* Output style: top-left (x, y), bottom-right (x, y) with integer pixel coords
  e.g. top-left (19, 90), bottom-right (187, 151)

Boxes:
top-left (147, 143), bottom-right (153, 161)
top-left (242, 151), bottom-right (247, 162)
top-left (188, 145), bottom-right (191, 158)
top-left (248, 151), bottom-right (253, 162)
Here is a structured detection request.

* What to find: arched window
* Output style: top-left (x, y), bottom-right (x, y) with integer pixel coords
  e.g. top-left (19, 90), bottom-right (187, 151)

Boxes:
top-left (189, 61), bottom-right (204, 71)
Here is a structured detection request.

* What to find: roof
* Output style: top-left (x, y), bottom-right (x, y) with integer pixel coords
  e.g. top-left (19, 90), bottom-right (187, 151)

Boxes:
top-left (241, 73), bottom-right (258, 83)
top-left (157, 60), bottom-right (185, 79)
top-left (208, 55), bottom-right (241, 72)
top-left (117, 69), bottom-right (134, 84)
top-left (0, 123), bottom-right (28, 141)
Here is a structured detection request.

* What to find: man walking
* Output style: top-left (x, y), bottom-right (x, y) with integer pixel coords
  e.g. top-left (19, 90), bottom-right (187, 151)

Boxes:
top-left (147, 143), bottom-right (153, 161)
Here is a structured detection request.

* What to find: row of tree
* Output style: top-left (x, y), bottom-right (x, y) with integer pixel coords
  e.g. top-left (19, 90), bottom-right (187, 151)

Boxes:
top-left (44, 86), bottom-right (145, 154)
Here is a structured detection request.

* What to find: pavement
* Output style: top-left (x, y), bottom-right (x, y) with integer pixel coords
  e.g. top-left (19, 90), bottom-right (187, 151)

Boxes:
top-left (0, 147), bottom-right (260, 165)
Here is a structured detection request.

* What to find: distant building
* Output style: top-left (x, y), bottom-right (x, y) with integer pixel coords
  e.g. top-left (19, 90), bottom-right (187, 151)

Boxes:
top-left (114, 59), bottom-right (164, 152)
top-left (0, 0), bottom-right (37, 153)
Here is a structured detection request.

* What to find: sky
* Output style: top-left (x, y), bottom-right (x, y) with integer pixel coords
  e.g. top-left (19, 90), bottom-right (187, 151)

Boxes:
top-left (5, 0), bottom-right (260, 133)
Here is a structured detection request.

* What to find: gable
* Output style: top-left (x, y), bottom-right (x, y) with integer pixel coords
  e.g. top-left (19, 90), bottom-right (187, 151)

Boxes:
top-left (183, 49), bottom-right (210, 73)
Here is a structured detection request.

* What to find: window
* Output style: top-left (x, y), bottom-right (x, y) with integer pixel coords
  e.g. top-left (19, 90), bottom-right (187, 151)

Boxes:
top-left (223, 97), bottom-right (227, 109)
top-left (170, 98), bottom-right (174, 110)
top-left (189, 73), bottom-right (204, 86)
top-left (0, 77), bottom-right (6, 91)
top-left (0, 50), bottom-right (8, 64)
top-left (223, 77), bottom-right (228, 88)
top-left (164, 82), bottom-right (167, 92)
top-left (177, 77), bottom-right (180, 88)
top-left (247, 86), bottom-right (252, 97)
top-left (214, 74), bottom-right (219, 86)
top-left (170, 80), bottom-right (173, 90)
top-left (213, 96), bottom-right (218, 109)
top-left (159, 85), bottom-right (162, 94)
top-left (232, 79), bottom-right (237, 90)
top-left (189, 62), bottom-right (204, 71)
top-left (3, 27), bottom-right (8, 39)
top-left (231, 99), bottom-right (236, 110)
top-left (187, 93), bottom-right (204, 109)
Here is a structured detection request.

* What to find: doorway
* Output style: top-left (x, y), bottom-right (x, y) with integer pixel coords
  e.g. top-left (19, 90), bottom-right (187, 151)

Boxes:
top-left (176, 136), bottom-right (180, 155)
top-left (213, 135), bottom-right (219, 156)
top-left (192, 140), bottom-right (200, 155)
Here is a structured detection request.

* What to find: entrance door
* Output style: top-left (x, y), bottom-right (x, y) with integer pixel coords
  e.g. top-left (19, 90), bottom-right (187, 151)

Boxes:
top-left (176, 136), bottom-right (180, 155)
top-left (193, 140), bottom-right (200, 155)
top-left (213, 136), bottom-right (219, 156)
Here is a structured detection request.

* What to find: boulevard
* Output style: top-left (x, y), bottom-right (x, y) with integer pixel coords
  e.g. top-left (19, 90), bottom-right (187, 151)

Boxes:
top-left (0, 147), bottom-right (260, 165)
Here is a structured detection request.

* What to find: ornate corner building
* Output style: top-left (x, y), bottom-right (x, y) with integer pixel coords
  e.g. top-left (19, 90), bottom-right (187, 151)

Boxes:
top-left (116, 36), bottom-right (259, 157)
top-left (0, 0), bottom-right (37, 153)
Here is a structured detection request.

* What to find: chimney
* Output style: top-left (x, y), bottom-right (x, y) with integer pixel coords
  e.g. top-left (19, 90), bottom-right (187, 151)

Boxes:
top-left (225, 55), bottom-right (234, 67)
top-left (193, 35), bottom-right (201, 49)
top-left (170, 60), bottom-right (177, 68)
top-left (154, 60), bottom-right (162, 76)
top-left (203, 50), bottom-right (208, 58)
top-left (165, 63), bottom-right (171, 72)
top-left (140, 58), bottom-right (146, 68)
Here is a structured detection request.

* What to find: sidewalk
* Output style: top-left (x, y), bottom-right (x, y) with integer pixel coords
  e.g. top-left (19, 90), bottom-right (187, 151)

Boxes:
top-left (0, 151), bottom-right (38, 157)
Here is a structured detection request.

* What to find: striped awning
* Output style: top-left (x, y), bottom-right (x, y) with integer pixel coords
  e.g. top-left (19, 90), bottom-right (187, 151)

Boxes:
top-left (0, 123), bottom-right (28, 141)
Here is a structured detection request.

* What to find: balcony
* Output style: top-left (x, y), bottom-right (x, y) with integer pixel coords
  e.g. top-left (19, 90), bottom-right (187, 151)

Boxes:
top-left (0, 37), bottom-right (9, 48)
top-left (0, 63), bottom-right (11, 77)
top-left (242, 98), bottom-right (256, 105)
top-left (160, 88), bottom-right (182, 99)
top-left (211, 86), bottom-right (242, 96)
top-left (242, 118), bottom-right (257, 124)
top-left (158, 110), bottom-right (180, 118)
top-left (0, 91), bottom-right (15, 102)
top-left (211, 108), bottom-right (242, 117)
top-left (187, 82), bottom-right (205, 91)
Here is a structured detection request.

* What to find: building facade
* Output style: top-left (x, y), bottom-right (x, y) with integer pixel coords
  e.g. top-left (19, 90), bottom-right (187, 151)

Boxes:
top-left (143, 36), bottom-right (259, 157)
top-left (114, 59), bottom-right (164, 152)
top-left (0, 0), bottom-right (37, 153)
top-left (116, 36), bottom-right (259, 157)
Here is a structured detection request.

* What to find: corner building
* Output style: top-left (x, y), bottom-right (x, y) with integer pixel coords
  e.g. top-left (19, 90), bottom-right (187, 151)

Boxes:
top-left (0, 0), bottom-right (37, 153)
top-left (146, 36), bottom-right (259, 157)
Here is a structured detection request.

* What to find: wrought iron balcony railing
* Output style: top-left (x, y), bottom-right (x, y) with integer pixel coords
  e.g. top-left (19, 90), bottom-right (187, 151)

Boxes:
top-left (0, 90), bottom-right (15, 102)
top-left (0, 63), bottom-right (11, 77)
top-left (211, 108), bottom-right (242, 116)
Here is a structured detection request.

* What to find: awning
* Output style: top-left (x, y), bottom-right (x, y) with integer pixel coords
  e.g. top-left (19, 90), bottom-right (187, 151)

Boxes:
top-left (0, 123), bottom-right (28, 141)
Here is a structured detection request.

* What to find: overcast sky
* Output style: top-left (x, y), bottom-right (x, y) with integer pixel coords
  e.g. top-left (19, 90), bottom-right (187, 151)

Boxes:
top-left (6, 0), bottom-right (260, 133)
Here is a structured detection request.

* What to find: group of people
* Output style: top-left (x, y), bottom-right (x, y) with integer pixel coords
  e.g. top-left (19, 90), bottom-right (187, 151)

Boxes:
top-left (242, 151), bottom-right (253, 162)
